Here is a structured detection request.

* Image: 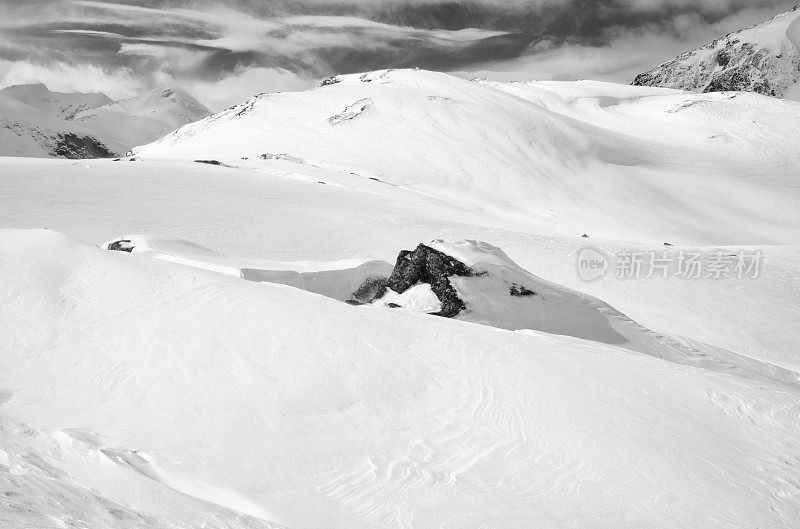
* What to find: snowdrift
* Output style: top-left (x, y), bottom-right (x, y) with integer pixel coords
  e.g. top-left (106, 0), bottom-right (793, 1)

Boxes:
top-left (131, 69), bottom-right (800, 245)
top-left (102, 233), bottom-right (394, 299)
top-left (2, 229), bottom-right (799, 528)
top-left (350, 239), bottom-right (800, 385)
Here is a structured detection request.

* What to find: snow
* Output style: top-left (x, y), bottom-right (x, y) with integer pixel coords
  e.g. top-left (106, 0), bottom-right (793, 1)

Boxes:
top-left (2, 68), bottom-right (800, 528)
top-left (0, 93), bottom-right (125, 157)
top-left (374, 283), bottom-right (443, 313)
top-left (2, 230), bottom-right (800, 529)
top-left (0, 83), bottom-right (113, 120)
top-left (0, 85), bottom-right (211, 157)
top-left (633, 4), bottom-right (800, 100)
top-left (132, 70), bottom-right (800, 245)
top-left (72, 87), bottom-right (212, 151)
top-left (789, 13), bottom-right (800, 51)
top-left (1, 149), bottom-right (798, 370)
top-left (727, 6), bottom-right (800, 54)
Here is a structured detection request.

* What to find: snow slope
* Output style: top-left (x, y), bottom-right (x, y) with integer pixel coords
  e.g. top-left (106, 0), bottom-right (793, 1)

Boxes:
top-left (0, 94), bottom-right (124, 158)
top-left (131, 69), bottom-right (800, 245)
top-left (3, 68), bottom-right (800, 528)
top-left (1, 156), bottom-right (798, 374)
top-left (633, 4), bottom-right (800, 99)
top-left (0, 83), bottom-right (113, 120)
top-left (72, 87), bottom-right (212, 151)
top-left (1, 229), bottom-right (799, 529)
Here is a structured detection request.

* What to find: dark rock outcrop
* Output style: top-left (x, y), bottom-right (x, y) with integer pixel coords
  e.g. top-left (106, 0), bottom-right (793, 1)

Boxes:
top-left (351, 276), bottom-right (390, 304)
top-left (318, 76), bottom-right (341, 87)
top-left (51, 133), bottom-right (116, 159)
top-left (510, 284), bottom-right (536, 297)
top-left (349, 244), bottom-right (480, 318)
top-left (107, 240), bottom-right (134, 252)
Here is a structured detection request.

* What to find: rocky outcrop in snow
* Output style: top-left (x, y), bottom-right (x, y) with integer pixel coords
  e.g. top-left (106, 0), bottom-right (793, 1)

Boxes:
top-left (347, 239), bottom-right (800, 385)
top-left (633, 4), bottom-right (800, 99)
top-left (350, 243), bottom-right (480, 317)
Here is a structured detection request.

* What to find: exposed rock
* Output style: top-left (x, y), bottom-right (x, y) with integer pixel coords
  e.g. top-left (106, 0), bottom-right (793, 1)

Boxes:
top-left (51, 133), bottom-right (116, 159)
top-left (509, 284), bottom-right (536, 297)
top-left (327, 98), bottom-right (373, 125)
top-left (349, 244), bottom-right (480, 318)
top-left (107, 240), bottom-right (134, 252)
top-left (350, 276), bottom-right (389, 304)
top-left (318, 76), bottom-right (341, 87)
top-left (632, 5), bottom-right (800, 99)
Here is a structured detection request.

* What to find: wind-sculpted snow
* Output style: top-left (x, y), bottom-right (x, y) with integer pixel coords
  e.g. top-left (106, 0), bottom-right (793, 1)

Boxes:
top-left (0, 420), bottom-right (286, 529)
top-left (1, 229), bottom-right (799, 528)
top-left (131, 69), bottom-right (800, 245)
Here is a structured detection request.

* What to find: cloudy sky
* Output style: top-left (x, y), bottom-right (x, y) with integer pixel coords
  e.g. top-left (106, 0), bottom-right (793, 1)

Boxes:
top-left (0, 0), bottom-right (797, 110)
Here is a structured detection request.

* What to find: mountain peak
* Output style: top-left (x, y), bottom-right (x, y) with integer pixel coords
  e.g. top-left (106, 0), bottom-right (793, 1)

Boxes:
top-left (632, 4), bottom-right (800, 100)
top-left (0, 83), bottom-right (114, 120)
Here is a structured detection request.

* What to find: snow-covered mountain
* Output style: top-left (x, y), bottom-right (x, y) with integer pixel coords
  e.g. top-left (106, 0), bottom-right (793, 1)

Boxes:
top-left (0, 93), bottom-right (124, 158)
top-left (633, 4), bottom-right (800, 100)
top-left (0, 84), bottom-right (211, 157)
top-left (0, 83), bottom-right (113, 120)
top-left (71, 87), bottom-right (212, 151)
top-left (133, 69), bottom-right (800, 245)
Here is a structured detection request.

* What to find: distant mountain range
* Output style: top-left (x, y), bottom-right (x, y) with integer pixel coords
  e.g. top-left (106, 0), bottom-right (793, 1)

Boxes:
top-left (633, 4), bottom-right (800, 100)
top-left (0, 84), bottom-right (211, 158)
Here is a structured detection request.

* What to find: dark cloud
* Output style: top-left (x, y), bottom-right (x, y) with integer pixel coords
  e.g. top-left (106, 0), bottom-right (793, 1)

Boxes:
top-left (0, 0), bottom-right (798, 109)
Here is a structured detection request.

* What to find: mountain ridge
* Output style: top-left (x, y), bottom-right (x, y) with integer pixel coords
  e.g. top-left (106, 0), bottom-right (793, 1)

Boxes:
top-left (0, 84), bottom-right (212, 157)
top-left (632, 4), bottom-right (800, 99)
top-left (0, 92), bottom-right (123, 158)
top-left (70, 86), bottom-right (212, 151)
top-left (0, 83), bottom-right (113, 120)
